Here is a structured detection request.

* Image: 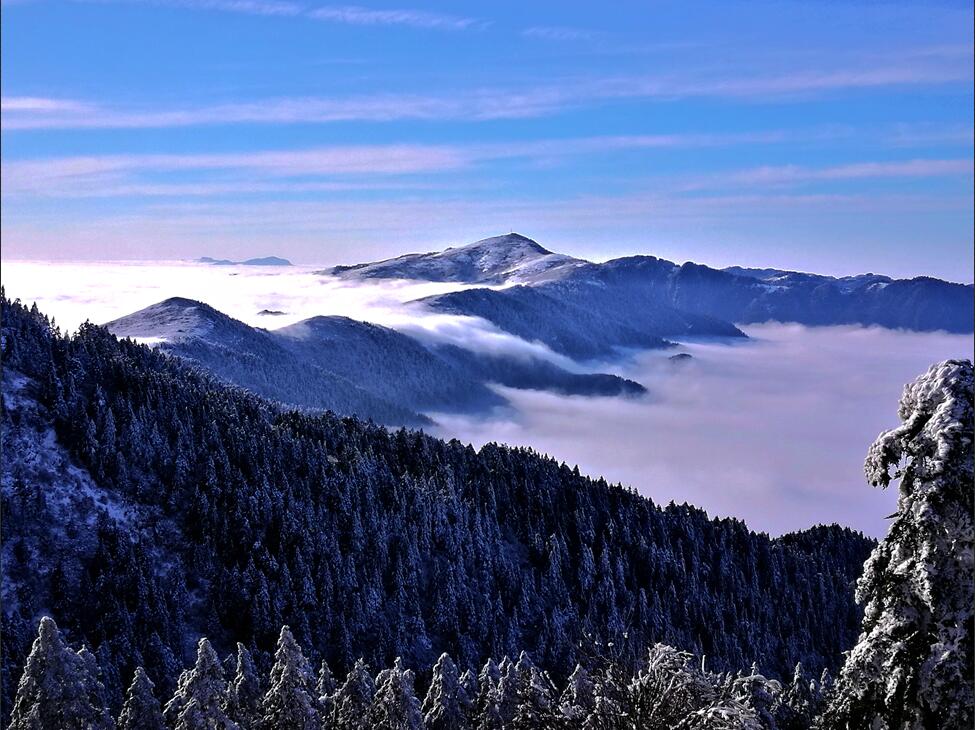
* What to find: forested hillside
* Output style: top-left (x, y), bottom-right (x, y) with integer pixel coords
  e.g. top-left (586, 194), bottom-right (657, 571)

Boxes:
top-left (0, 293), bottom-right (874, 723)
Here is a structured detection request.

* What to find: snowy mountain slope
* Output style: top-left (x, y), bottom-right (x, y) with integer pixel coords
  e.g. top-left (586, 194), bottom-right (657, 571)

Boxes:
top-left (106, 299), bottom-right (433, 426)
top-left (326, 233), bottom-right (586, 284)
top-left (105, 298), bottom-right (645, 424)
top-left (0, 367), bottom-right (179, 626)
top-left (420, 280), bottom-right (746, 361)
top-left (327, 233), bottom-right (972, 335)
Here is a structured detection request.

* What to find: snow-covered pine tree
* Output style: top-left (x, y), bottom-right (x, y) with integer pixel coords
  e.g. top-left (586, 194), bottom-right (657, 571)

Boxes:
top-left (730, 671), bottom-right (779, 729)
top-left (317, 660), bottom-right (337, 699)
top-left (774, 662), bottom-right (815, 730)
top-left (492, 657), bottom-right (520, 727)
top-left (330, 658), bottom-right (376, 730)
top-left (510, 651), bottom-right (558, 729)
top-left (458, 668), bottom-right (477, 726)
top-left (824, 359), bottom-right (974, 729)
top-left (118, 667), bottom-right (165, 730)
top-left (316, 659), bottom-right (338, 719)
top-left (367, 657), bottom-right (423, 730)
top-left (259, 625), bottom-right (320, 729)
top-left (422, 652), bottom-right (470, 730)
top-left (163, 637), bottom-right (239, 730)
top-left (225, 643), bottom-right (262, 727)
top-left (473, 658), bottom-right (503, 730)
top-left (7, 616), bottom-right (114, 730)
top-left (627, 643), bottom-right (718, 728)
top-left (559, 664), bottom-right (596, 722)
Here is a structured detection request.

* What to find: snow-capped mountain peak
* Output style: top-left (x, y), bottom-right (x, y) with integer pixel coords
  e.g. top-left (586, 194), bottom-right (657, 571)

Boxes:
top-left (324, 232), bottom-right (586, 284)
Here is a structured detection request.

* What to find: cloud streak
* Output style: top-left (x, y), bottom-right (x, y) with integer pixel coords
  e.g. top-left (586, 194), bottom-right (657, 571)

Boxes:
top-left (74, 0), bottom-right (480, 26)
top-left (308, 5), bottom-right (481, 30)
top-left (3, 52), bottom-right (970, 131)
top-left (5, 120), bottom-right (971, 198)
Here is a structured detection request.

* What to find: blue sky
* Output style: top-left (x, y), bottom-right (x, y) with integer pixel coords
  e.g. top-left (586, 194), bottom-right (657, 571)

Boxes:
top-left (2, 0), bottom-right (973, 279)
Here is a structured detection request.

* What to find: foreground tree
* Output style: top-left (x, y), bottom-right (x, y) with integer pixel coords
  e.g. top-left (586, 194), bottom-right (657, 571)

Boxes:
top-left (422, 653), bottom-right (470, 730)
top-left (117, 667), bottom-right (165, 730)
top-left (258, 626), bottom-right (320, 729)
top-left (163, 637), bottom-right (239, 730)
top-left (824, 359), bottom-right (974, 729)
top-left (7, 616), bottom-right (114, 730)
top-left (226, 643), bottom-right (262, 727)
top-left (368, 657), bottom-right (423, 730)
top-left (331, 658), bottom-right (376, 730)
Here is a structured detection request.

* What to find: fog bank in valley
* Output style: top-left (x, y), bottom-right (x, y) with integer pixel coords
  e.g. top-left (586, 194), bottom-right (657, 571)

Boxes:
top-left (430, 324), bottom-right (970, 537)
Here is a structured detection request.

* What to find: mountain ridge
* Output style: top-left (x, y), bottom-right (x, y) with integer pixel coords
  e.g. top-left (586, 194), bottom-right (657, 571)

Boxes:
top-left (104, 297), bottom-right (646, 425)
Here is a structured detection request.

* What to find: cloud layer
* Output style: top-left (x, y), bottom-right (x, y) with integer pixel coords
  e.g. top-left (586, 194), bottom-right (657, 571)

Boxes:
top-left (430, 324), bottom-right (971, 538)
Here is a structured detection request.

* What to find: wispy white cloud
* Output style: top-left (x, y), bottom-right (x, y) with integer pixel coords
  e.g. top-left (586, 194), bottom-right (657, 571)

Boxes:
top-left (701, 159), bottom-right (974, 188)
top-left (0, 131), bottom-right (825, 197)
top-left (308, 5), bottom-right (482, 30)
top-left (4, 52), bottom-right (969, 131)
top-left (73, 0), bottom-right (480, 26)
top-left (521, 26), bottom-right (597, 42)
top-left (1, 96), bottom-right (96, 113)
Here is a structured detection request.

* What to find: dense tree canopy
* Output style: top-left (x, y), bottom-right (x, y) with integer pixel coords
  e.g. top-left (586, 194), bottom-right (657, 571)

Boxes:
top-left (2, 293), bottom-right (873, 723)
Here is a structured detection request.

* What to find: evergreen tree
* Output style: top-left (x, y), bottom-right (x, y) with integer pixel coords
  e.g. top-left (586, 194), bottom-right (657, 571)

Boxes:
top-left (473, 659), bottom-right (503, 730)
top-left (422, 653), bottom-right (469, 730)
top-left (316, 659), bottom-right (338, 719)
top-left (225, 643), bottom-right (262, 727)
top-left (730, 671), bottom-right (779, 729)
top-left (493, 657), bottom-right (520, 727)
top-left (627, 644), bottom-right (717, 729)
top-left (7, 616), bottom-right (114, 730)
top-left (163, 637), bottom-right (238, 730)
top-left (559, 664), bottom-right (596, 723)
top-left (511, 652), bottom-right (557, 729)
top-left (259, 625), bottom-right (320, 729)
top-left (774, 662), bottom-right (814, 730)
top-left (824, 360), bottom-right (974, 729)
top-left (367, 657), bottom-right (423, 730)
top-left (331, 658), bottom-right (375, 730)
top-left (118, 667), bottom-right (165, 730)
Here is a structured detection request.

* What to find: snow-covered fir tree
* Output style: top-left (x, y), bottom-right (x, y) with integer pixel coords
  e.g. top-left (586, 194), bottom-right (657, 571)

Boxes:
top-left (316, 660), bottom-right (337, 719)
top-left (492, 657), bottom-right (520, 727)
top-left (774, 662), bottom-right (817, 730)
top-left (367, 657), bottom-right (423, 730)
top-left (559, 664), bottom-right (596, 723)
top-left (510, 651), bottom-right (558, 729)
top-left (117, 666), bottom-right (165, 730)
top-left (421, 653), bottom-right (470, 730)
top-left (258, 625), bottom-right (320, 729)
top-left (330, 658), bottom-right (375, 730)
top-left (730, 671), bottom-right (779, 729)
top-left (824, 359), bottom-right (974, 729)
top-left (163, 637), bottom-right (239, 730)
top-left (225, 643), bottom-right (262, 728)
top-left (7, 616), bottom-right (114, 730)
top-left (473, 658), bottom-right (503, 730)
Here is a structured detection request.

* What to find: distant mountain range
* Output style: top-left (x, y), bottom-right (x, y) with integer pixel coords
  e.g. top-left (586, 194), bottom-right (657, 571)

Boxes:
top-left (105, 297), bottom-right (644, 426)
top-left (108, 234), bottom-right (971, 422)
top-left (328, 234), bottom-right (973, 360)
top-left (198, 255), bottom-right (292, 266)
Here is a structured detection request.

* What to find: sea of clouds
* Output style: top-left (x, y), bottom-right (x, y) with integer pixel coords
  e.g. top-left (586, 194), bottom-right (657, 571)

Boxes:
top-left (3, 260), bottom-right (970, 538)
